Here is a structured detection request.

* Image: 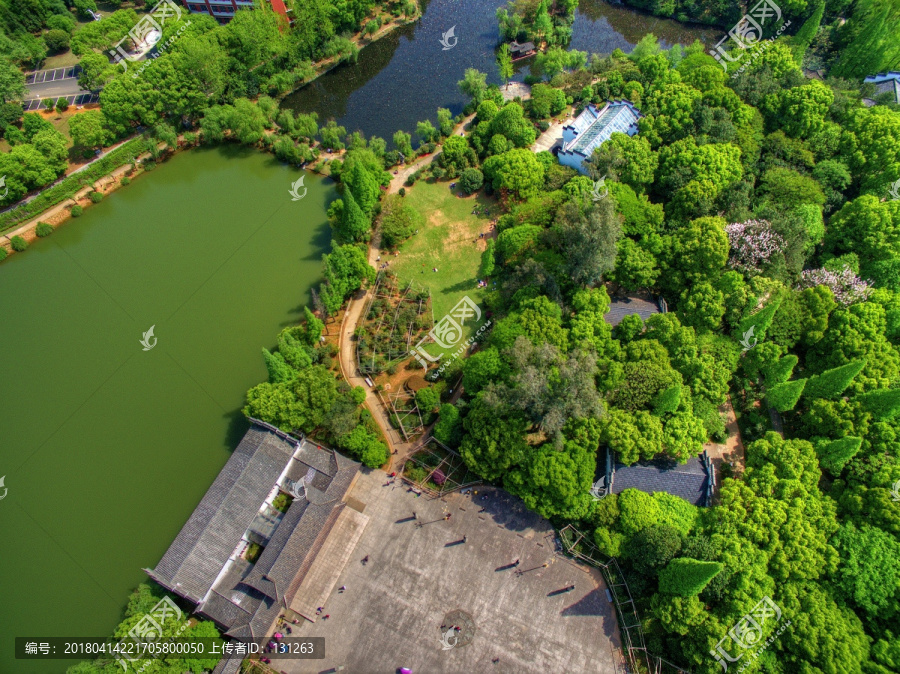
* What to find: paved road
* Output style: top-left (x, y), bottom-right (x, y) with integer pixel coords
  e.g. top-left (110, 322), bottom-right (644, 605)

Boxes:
top-left (24, 66), bottom-right (96, 110)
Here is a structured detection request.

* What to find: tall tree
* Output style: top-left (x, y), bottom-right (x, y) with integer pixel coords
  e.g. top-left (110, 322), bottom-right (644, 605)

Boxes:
top-left (496, 43), bottom-right (513, 89)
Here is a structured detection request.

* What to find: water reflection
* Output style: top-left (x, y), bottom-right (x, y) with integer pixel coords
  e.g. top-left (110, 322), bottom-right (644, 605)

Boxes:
top-left (282, 0), bottom-right (717, 142)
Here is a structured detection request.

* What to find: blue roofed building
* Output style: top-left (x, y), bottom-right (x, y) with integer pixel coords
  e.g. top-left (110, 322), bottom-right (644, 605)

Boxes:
top-left (864, 72), bottom-right (900, 104)
top-left (557, 100), bottom-right (642, 175)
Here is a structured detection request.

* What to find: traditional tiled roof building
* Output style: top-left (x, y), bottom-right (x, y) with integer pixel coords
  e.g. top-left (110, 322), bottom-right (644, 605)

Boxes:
top-left (593, 447), bottom-right (714, 507)
top-left (864, 72), bottom-right (900, 104)
top-left (146, 420), bottom-right (360, 639)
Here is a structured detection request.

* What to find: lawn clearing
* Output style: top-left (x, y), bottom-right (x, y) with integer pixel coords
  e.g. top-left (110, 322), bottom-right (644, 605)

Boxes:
top-left (390, 180), bottom-right (497, 353)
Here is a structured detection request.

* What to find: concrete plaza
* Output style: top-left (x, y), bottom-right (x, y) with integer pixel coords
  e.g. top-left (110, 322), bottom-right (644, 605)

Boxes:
top-left (278, 469), bottom-right (621, 674)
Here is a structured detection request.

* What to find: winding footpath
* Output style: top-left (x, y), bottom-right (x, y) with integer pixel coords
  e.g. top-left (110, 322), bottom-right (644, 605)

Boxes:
top-left (337, 114), bottom-right (476, 469)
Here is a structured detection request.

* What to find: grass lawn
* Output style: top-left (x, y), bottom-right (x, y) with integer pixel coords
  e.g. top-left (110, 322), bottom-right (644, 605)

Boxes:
top-left (43, 51), bottom-right (81, 69)
top-left (390, 179), bottom-right (498, 356)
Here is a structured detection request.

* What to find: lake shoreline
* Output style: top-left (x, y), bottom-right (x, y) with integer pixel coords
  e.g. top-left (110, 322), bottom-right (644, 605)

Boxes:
top-left (0, 6), bottom-right (422, 261)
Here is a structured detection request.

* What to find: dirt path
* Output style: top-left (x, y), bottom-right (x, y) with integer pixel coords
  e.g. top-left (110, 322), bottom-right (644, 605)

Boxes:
top-left (338, 114), bottom-right (478, 469)
top-left (386, 114), bottom-right (476, 194)
top-left (703, 395), bottom-right (746, 497)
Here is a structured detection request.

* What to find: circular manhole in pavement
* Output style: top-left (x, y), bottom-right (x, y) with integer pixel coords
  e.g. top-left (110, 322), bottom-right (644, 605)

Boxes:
top-left (439, 609), bottom-right (476, 650)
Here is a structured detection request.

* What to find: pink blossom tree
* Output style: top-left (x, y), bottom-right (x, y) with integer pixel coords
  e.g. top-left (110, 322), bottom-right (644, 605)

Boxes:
top-left (797, 265), bottom-right (872, 305)
top-left (725, 220), bottom-right (787, 276)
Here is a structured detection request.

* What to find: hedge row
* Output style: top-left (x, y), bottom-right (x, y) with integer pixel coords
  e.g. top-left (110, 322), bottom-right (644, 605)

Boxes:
top-left (0, 138), bottom-right (145, 233)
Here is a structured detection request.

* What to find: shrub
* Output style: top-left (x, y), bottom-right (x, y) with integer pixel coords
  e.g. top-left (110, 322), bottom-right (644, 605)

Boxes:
top-left (398, 187), bottom-right (406, 196)
top-left (817, 436), bottom-right (863, 476)
top-left (272, 492), bottom-right (293, 512)
top-left (855, 388), bottom-right (900, 420)
top-left (120, 176), bottom-right (130, 186)
top-left (763, 354), bottom-right (798, 385)
top-left (459, 167), bottom-right (483, 194)
top-left (55, 98), bottom-right (69, 113)
top-left (89, 191), bottom-right (103, 203)
top-left (0, 247), bottom-right (7, 261)
top-left (245, 542), bottom-right (263, 563)
top-left (35, 222), bottom-right (53, 237)
top-left (70, 204), bottom-right (83, 217)
top-left (658, 557), bottom-right (724, 596)
top-left (42, 98), bottom-right (55, 111)
top-left (10, 235), bottom-right (27, 251)
top-left (803, 359), bottom-right (866, 400)
top-left (766, 379), bottom-right (807, 412)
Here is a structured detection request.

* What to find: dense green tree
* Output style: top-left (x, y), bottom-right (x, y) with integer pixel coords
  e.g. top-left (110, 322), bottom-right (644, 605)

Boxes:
top-left (320, 244), bottom-right (375, 314)
top-left (459, 167), bottom-right (484, 194)
top-left (763, 354), bottom-right (798, 385)
top-left (831, 523), bottom-right (900, 619)
top-left (817, 436), bottom-right (863, 476)
top-left (460, 400), bottom-right (528, 481)
top-left (529, 83), bottom-right (567, 119)
top-left (856, 388), bottom-right (900, 420)
top-left (599, 408), bottom-right (664, 464)
top-left (378, 193), bottom-right (421, 248)
top-left (762, 80), bottom-right (833, 139)
top-left (483, 149), bottom-right (545, 200)
top-left (803, 359), bottom-right (866, 401)
top-left (342, 155), bottom-right (382, 215)
top-left (505, 441), bottom-right (593, 520)
top-left (552, 196), bottom-right (621, 287)
top-left (678, 282), bottom-right (724, 333)
top-left (617, 488), bottom-right (661, 536)
top-left (438, 135), bottom-right (477, 175)
top-left (611, 238), bottom-right (659, 291)
top-left (462, 347), bottom-right (503, 394)
top-left (660, 216), bottom-right (728, 292)
top-left (485, 102), bottom-right (537, 149)
top-left (809, 303), bottom-right (900, 393)
top-left (590, 132), bottom-right (658, 193)
top-left (826, 196), bottom-right (900, 285)
top-left (649, 593), bottom-right (708, 636)
top-left (767, 379), bottom-right (807, 412)
top-left (609, 182), bottom-right (664, 237)
top-left (458, 68), bottom-right (488, 106)
top-left (333, 190), bottom-right (371, 243)
top-left (339, 425), bottom-right (389, 468)
top-left (658, 557), bottom-right (724, 596)
top-left (626, 523), bottom-right (682, 576)
top-left (433, 403), bottom-right (462, 448)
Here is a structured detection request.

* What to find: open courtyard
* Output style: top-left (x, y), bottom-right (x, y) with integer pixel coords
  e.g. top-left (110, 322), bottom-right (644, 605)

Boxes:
top-left (280, 469), bottom-right (621, 674)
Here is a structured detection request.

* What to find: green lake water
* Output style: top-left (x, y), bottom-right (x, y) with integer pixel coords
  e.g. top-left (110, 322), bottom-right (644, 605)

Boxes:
top-left (0, 146), bottom-right (334, 673)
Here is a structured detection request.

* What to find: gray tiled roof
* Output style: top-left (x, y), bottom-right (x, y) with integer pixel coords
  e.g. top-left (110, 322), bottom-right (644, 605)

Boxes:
top-left (611, 454), bottom-right (709, 506)
top-left (864, 72), bottom-right (900, 103)
top-left (147, 425), bottom-right (297, 603)
top-left (243, 497), bottom-right (311, 600)
top-left (604, 295), bottom-right (661, 326)
top-left (212, 656), bottom-right (242, 674)
top-left (295, 438), bottom-right (339, 475)
top-left (147, 422), bottom-right (360, 641)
